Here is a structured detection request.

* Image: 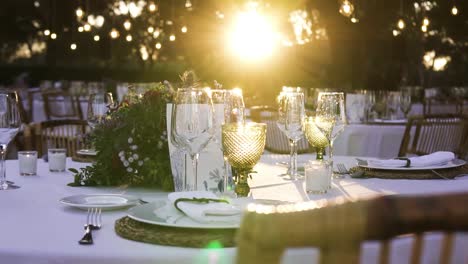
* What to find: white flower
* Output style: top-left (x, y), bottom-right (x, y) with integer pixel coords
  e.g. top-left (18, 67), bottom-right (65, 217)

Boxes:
top-left (129, 157), bottom-right (134, 163)
top-left (138, 161), bottom-right (144, 166)
top-left (144, 157), bottom-right (149, 161)
top-left (118, 151), bottom-right (125, 157)
top-left (131, 145), bottom-right (138, 150)
top-left (127, 167), bottom-right (133, 173)
top-left (128, 137), bottom-right (133, 144)
top-left (120, 156), bottom-right (126, 162)
top-left (157, 141), bottom-right (163, 149)
top-left (123, 161), bottom-right (129, 167)
top-left (133, 153), bottom-right (139, 160)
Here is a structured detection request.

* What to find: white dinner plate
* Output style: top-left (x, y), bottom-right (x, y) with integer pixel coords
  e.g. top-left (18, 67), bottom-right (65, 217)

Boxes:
top-left (76, 149), bottom-right (97, 156)
top-left (127, 199), bottom-right (240, 229)
top-left (60, 194), bottom-right (139, 210)
top-left (359, 159), bottom-right (466, 171)
top-left (127, 198), bottom-right (291, 229)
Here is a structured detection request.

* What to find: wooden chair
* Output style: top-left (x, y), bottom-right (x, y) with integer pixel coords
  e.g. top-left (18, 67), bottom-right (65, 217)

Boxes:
top-left (423, 98), bottom-right (463, 115)
top-left (398, 114), bottom-right (468, 157)
top-left (42, 91), bottom-right (84, 120)
top-left (33, 119), bottom-right (89, 157)
top-left (250, 106), bottom-right (310, 154)
top-left (236, 193), bottom-right (468, 264)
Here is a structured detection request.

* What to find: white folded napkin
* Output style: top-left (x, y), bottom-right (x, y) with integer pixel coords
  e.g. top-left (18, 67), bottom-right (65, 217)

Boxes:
top-left (166, 191), bottom-right (242, 224)
top-left (367, 151), bottom-right (455, 168)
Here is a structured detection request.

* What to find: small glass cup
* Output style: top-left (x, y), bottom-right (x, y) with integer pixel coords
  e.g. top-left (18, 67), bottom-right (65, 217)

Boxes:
top-left (304, 160), bottom-right (331, 194)
top-left (18, 151), bottom-right (38, 176)
top-left (48, 148), bottom-right (67, 172)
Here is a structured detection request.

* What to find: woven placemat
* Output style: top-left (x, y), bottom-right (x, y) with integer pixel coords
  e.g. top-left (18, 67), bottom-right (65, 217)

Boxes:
top-left (349, 165), bottom-right (468, 179)
top-left (115, 217), bottom-right (237, 248)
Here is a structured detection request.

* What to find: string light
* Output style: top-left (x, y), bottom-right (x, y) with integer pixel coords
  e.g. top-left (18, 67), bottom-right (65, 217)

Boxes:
top-left (70, 43), bottom-right (77, 50)
top-left (95, 16), bottom-right (105, 28)
top-left (181, 26), bottom-right (187, 33)
top-left (124, 20), bottom-right (131, 30)
top-left (185, 0), bottom-right (192, 8)
top-left (147, 26), bottom-right (154, 33)
top-left (34, 1), bottom-right (40, 8)
top-left (339, 0), bottom-right (354, 17)
top-left (78, 26), bottom-right (84, 32)
top-left (421, 24), bottom-right (428, 32)
top-left (397, 18), bottom-right (405, 30)
top-left (110, 28), bottom-right (120, 39)
top-left (153, 30), bottom-right (160, 38)
top-left (94, 35), bottom-right (100, 41)
top-left (126, 35), bottom-right (133, 42)
top-left (44, 29), bottom-right (50, 36)
top-left (76, 8), bottom-right (84, 18)
top-left (84, 24), bottom-right (91, 32)
top-left (451, 6), bottom-right (458, 15)
top-left (50, 33), bottom-right (57, 39)
top-left (155, 42), bottom-right (162, 49)
top-left (169, 34), bottom-right (176, 41)
top-left (350, 16), bottom-right (359, 23)
top-left (148, 3), bottom-right (157, 12)
top-left (423, 17), bottom-right (430, 26)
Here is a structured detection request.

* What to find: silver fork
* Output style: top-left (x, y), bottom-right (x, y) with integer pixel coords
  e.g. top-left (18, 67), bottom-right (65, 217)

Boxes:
top-left (336, 163), bottom-right (349, 175)
top-left (78, 208), bottom-right (102, 245)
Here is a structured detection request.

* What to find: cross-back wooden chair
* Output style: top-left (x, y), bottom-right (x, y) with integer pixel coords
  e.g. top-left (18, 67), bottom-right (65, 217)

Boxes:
top-left (250, 105), bottom-right (310, 154)
top-left (237, 193), bottom-right (468, 264)
top-left (33, 119), bottom-right (89, 157)
top-left (42, 91), bottom-right (84, 120)
top-left (398, 114), bottom-right (468, 157)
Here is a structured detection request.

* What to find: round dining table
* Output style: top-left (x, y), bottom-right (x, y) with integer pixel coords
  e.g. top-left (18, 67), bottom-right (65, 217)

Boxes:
top-left (1, 154), bottom-right (467, 264)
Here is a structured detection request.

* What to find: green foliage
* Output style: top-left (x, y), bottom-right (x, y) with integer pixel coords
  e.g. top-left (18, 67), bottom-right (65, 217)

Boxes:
top-left (70, 83), bottom-right (175, 190)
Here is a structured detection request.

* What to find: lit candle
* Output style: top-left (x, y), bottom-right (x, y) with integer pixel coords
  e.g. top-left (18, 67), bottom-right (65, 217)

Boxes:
top-left (48, 149), bottom-right (67, 172)
top-left (18, 151), bottom-right (38, 176)
top-left (304, 160), bottom-right (330, 194)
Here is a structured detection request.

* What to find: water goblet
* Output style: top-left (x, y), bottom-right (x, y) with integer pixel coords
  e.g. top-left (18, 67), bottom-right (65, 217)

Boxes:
top-left (399, 92), bottom-right (412, 119)
top-left (0, 91), bottom-right (21, 190)
top-left (171, 88), bottom-right (215, 191)
top-left (303, 116), bottom-right (329, 160)
top-left (222, 122), bottom-right (266, 197)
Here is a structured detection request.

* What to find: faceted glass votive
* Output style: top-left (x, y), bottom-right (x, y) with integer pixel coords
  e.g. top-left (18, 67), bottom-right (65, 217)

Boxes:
top-left (48, 148), bottom-right (67, 172)
top-left (304, 160), bottom-right (331, 194)
top-left (18, 151), bottom-right (38, 176)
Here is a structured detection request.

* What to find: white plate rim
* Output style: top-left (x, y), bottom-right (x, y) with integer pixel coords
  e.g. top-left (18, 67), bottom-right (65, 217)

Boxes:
top-left (76, 149), bottom-right (98, 156)
top-left (60, 194), bottom-right (139, 209)
top-left (359, 159), bottom-right (466, 171)
top-left (127, 199), bottom-right (240, 229)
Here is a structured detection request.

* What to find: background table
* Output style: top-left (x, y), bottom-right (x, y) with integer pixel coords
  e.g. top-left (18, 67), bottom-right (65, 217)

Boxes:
top-left (1, 155), bottom-right (467, 264)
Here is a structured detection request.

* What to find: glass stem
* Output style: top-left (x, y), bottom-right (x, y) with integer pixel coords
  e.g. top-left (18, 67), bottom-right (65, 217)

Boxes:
top-left (288, 139), bottom-right (294, 175)
top-left (223, 155), bottom-right (231, 192)
top-left (190, 153), bottom-right (200, 191)
top-left (290, 139), bottom-right (298, 179)
top-left (0, 145), bottom-right (7, 190)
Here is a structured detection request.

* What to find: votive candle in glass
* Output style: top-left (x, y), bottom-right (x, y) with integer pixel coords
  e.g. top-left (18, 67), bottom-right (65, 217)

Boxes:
top-left (48, 148), bottom-right (67, 172)
top-left (18, 151), bottom-right (38, 176)
top-left (304, 160), bottom-right (330, 194)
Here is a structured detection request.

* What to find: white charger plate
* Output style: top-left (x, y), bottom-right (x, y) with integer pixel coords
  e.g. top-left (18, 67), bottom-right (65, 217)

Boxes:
top-left (127, 199), bottom-right (240, 229)
top-left (359, 159), bottom-right (466, 171)
top-left (60, 194), bottom-right (139, 210)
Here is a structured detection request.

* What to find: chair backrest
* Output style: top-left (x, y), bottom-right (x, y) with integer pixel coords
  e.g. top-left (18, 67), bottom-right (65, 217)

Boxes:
top-left (398, 114), bottom-right (468, 157)
top-left (42, 91), bottom-right (84, 120)
top-left (236, 193), bottom-right (468, 264)
top-left (423, 98), bottom-right (463, 115)
top-left (33, 119), bottom-right (89, 157)
top-left (250, 106), bottom-right (310, 154)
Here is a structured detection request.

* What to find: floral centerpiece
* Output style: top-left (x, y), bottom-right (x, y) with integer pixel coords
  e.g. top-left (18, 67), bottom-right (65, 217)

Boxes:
top-left (69, 82), bottom-right (175, 190)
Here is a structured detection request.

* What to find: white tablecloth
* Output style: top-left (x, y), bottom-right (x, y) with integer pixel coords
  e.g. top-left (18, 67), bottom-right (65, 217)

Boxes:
top-left (1, 155), bottom-right (467, 264)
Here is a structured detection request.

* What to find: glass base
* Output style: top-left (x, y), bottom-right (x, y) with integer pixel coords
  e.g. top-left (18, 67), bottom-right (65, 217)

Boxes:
top-left (49, 169), bottom-right (65, 172)
top-left (307, 189), bottom-right (327, 194)
top-left (332, 173), bottom-right (345, 179)
top-left (20, 172), bottom-right (36, 176)
top-left (0, 183), bottom-right (20, 190)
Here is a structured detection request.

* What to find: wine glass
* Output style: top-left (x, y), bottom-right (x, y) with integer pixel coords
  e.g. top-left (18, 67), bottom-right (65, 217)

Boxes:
top-left (277, 91), bottom-right (305, 180)
top-left (399, 91), bottom-right (412, 119)
top-left (315, 92), bottom-right (347, 178)
top-left (303, 116), bottom-right (329, 160)
top-left (171, 88), bottom-right (214, 191)
top-left (222, 122), bottom-right (266, 197)
top-left (87, 93), bottom-right (114, 130)
top-left (0, 91), bottom-right (21, 190)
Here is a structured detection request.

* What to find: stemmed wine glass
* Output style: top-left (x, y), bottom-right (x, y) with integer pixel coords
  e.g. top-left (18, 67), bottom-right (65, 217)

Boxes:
top-left (86, 93), bottom-right (114, 151)
top-left (0, 91), bottom-right (21, 190)
top-left (171, 88), bottom-right (214, 191)
top-left (315, 92), bottom-right (347, 178)
top-left (399, 91), bottom-right (412, 119)
top-left (277, 91), bottom-right (305, 180)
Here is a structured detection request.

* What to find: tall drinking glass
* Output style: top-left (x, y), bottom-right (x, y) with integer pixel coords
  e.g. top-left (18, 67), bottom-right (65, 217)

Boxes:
top-left (0, 92), bottom-right (21, 190)
top-left (315, 92), bottom-right (347, 178)
top-left (87, 92), bottom-right (114, 130)
top-left (171, 88), bottom-right (214, 191)
top-left (277, 92), bottom-right (305, 180)
top-left (399, 91), bottom-right (412, 119)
